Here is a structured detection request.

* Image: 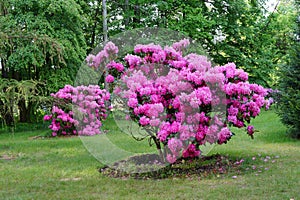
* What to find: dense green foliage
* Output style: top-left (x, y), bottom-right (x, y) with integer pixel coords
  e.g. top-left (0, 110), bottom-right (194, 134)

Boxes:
top-left (0, 0), bottom-right (86, 89)
top-left (107, 0), bottom-right (295, 87)
top-left (0, 0), bottom-right (87, 124)
top-left (277, 0), bottom-right (300, 138)
top-left (0, 78), bottom-right (50, 126)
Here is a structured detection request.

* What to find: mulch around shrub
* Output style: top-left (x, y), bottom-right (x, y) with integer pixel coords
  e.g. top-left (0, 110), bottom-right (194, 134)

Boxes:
top-left (99, 154), bottom-right (243, 179)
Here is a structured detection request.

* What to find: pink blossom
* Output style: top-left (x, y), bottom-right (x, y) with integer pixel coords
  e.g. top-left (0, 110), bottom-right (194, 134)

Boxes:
top-left (157, 130), bottom-right (169, 142)
top-left (164, 46), bottom-right (181, 60)
top-left (172, 38), bottom-right (190, 53)
top-left (43, 115), bottom-right (52, 121)
top-left (196, 125), bottom-right (207, 142)
top-left (182, 144), bottom-right (201, 158)
top-left (150, 118), bottom-right (160, 126)
top-left (127, 98), bottom-right (138, 108)
top-left (170, 121), bottom-right (181, 133)
top-left (236, 120), bottom-right (245, 128)
top-left (134, 43), bottom-right (162, 54)
top-left (236, 69), bottom-right (248, 81)
top-left (124, 54), bottom-right (142, 68)
top-left (139, 116), bottom-right (150, 126)
top-left (185, 53), bottom-right (211, 72)
top-left (265, 98), bottom-right (274, 110)
top-left (86, 54), bottom-right (95, 67)
top-left (152, 51), bottom-right (167, 63)
top-left (107, 61), bottom-right (124, 72)
top-left (224, 63), bottom-right (236, 78)
top-left (166, 154), bottom-right (177, 164)
top-left (217, 127), bottom-right (232, 144)
top-left (175, 112), bottom-right (185, 123)
top-left (247, 125), bottom-right (255, 135)
top-left (171, 60), bottom-right (187, 69)
top-left (104, 41), bottom-right (118, 55)
top-left (45, 85), bottom-right (110, 137)
top-left (168, 138), bottom-right (183, 155)
top-left (228, 106), bottom-right (239, 116)
top-left (93, 51), bottom-right (107, 68)
top-left (105, 74), bottom-right (115, 83)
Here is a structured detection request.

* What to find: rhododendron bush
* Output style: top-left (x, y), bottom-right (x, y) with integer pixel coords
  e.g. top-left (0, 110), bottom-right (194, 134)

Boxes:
top-left (84, 39), bottom-right (272, 163)
top-left (44, 85), bottom-right (110, 136)
top-left (44, 42), bottom-right (117, 137)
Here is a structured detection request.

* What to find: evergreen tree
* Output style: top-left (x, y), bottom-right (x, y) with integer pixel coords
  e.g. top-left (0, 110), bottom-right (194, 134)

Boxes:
top-left (277, 0), bottom-right (300, 138)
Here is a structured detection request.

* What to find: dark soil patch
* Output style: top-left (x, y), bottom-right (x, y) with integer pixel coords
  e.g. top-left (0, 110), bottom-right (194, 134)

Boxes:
top-left (99, 154), bottom-right (243, 179)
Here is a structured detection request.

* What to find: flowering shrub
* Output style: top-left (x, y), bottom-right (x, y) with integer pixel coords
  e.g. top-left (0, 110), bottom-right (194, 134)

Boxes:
top-left (86, 40), bottom-right (272, 163)
top-left (44, 85), bottom-right (110, 136)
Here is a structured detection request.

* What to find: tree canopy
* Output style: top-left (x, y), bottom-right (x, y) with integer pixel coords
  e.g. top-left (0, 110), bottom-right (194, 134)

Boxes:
top-left (0, 0), bottom-right (87, 124)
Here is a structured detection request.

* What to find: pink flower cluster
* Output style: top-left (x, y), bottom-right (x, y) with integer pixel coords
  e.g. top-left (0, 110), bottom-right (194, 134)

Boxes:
top-left (44, 85), bottom-right (110, 137)
top-left (172, 38), bottom-right (190, 53)
top-left (87, 43), bottom-right (124, 85)
top-left (86, 39), bottom-right (273, 163)
top-left (86, 42), bottom-right (118, 69)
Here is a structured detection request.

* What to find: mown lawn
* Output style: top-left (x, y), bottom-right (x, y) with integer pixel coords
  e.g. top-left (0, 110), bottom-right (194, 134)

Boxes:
top-left (0, 109), bottom-right (299, 200)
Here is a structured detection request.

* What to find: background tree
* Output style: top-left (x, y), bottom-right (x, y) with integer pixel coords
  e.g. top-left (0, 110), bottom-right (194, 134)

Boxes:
top-left (75, 0), bottom-right (103, 52)
top-left (0, 0), bottom-right (87, 124)
top-left (276, 0), bottom-right (300, 138)
top-left (101, 0), bottom-right (292, 88)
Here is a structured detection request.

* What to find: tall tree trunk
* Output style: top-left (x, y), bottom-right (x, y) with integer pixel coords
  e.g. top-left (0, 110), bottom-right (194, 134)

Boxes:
top-left (133, 5), bottom-right (140, 28)
top-left (124, 0), bottom-right (129, 28)
top-left (1, 59), bottom-right (7, 78)
top-left (18, 99), bottom-right (33, 123)
top-left (102, 0), bottom-right (110, 111)
top-left (102, 0), bottom-right (108, 43)
top-left (90, 0), bottom-right (100, 49)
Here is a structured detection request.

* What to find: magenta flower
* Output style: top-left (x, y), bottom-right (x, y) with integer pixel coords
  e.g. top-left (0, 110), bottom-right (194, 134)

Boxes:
top-left (44, 85), bottom-right (110, 137)
top-left (168, 138), bottom-right (183, 155)
top-left (182, 144), bottom-right (200, 158)
top-left (139, 116), bottom-right (150, 126)
top-left (166, 154), bottom-right (177, 164)
top-left (127, 98), bottom-right (138, 108)
top-left (247, 125), bottom-right (255, 136)
top-left (43, 115), bottom-right (52, 121)
top-left (104, 41), bottom-right (118, 55)
top-left (105, 74), bottom-right (115, 83)
top-left (86, 54), bottom-right (95, 67)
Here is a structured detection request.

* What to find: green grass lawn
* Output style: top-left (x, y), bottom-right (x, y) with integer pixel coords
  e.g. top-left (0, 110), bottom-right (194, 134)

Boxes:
top-left (0, 109), bottom-right (299, 200)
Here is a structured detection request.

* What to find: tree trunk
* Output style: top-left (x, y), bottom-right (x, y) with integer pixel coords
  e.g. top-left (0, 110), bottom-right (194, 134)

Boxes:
top-left (133, 5), bottom-right (140, 28)
top-left (18, 99), bottom-right (32, 123)
top-left (90, 0), bottom-right (100, 49)
top-left (124, 0), bottom-right (129, 28)
top-left (152, 136), bottom-right (165, 163)
top-left (102, 0), bottom-right (108, 43)
top-left (1, 59), bottom-right (7, 78)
